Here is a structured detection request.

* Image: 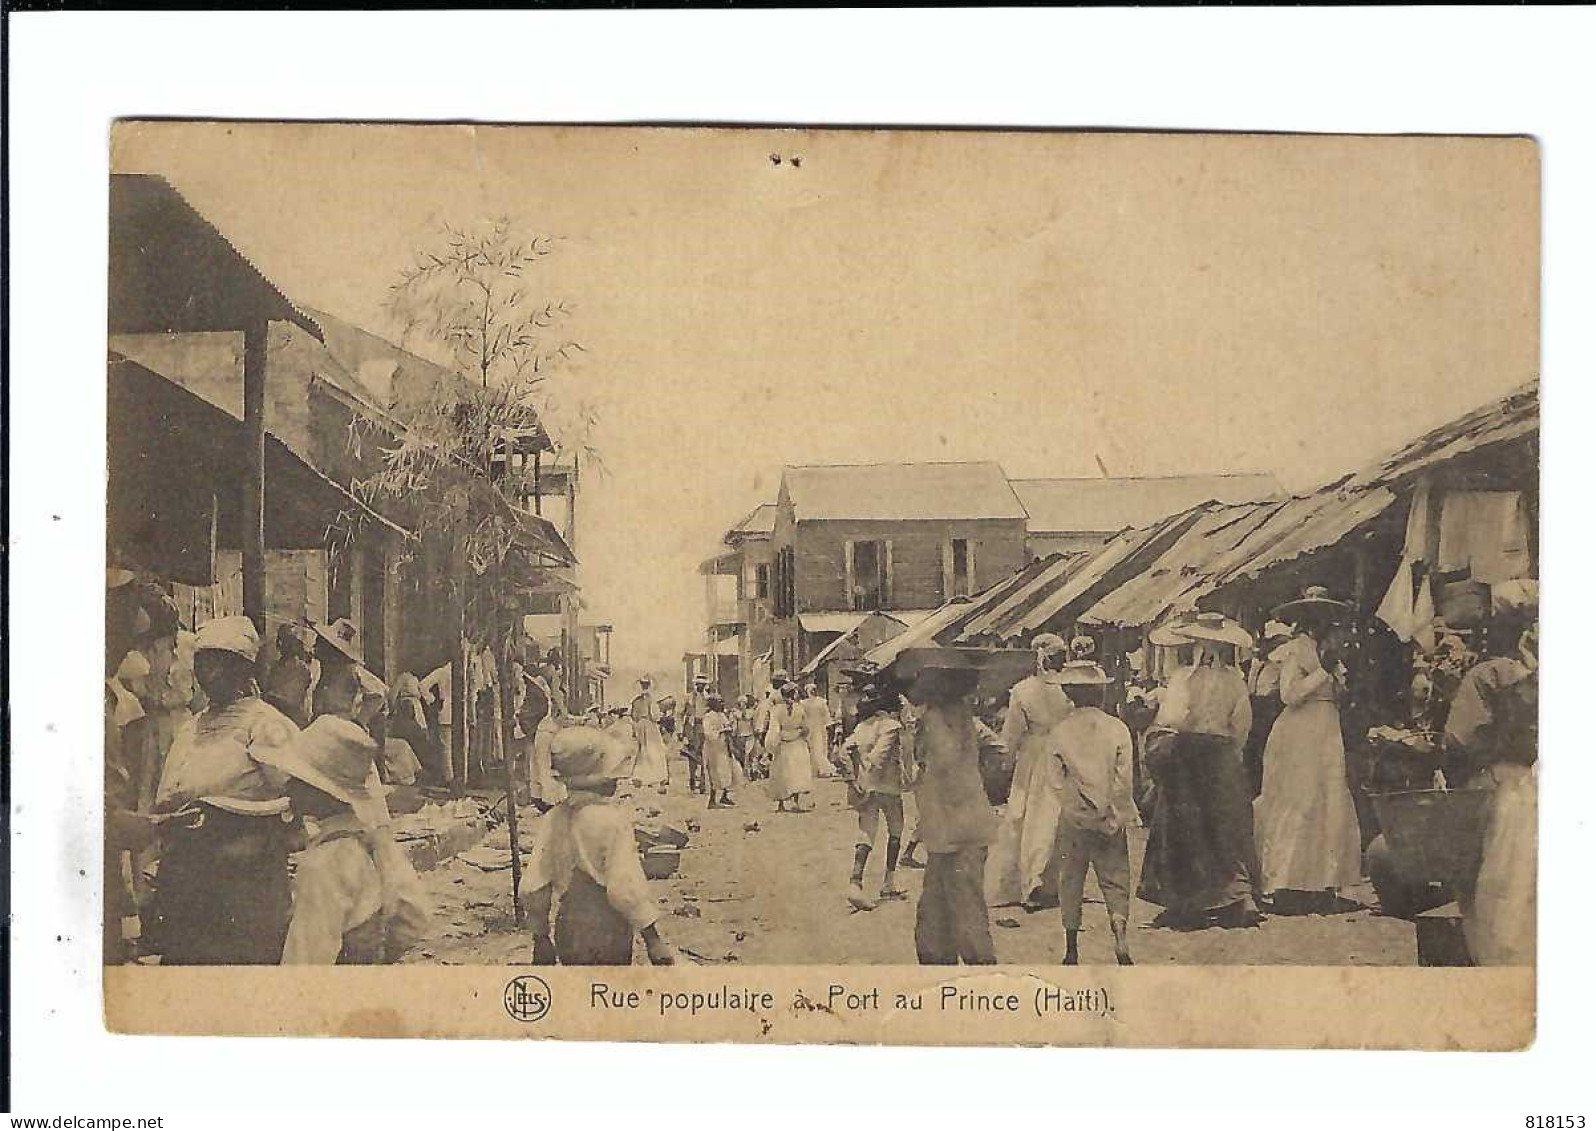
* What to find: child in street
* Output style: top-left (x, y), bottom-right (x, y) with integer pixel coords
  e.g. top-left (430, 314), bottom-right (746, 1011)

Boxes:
top-left (523, 724), bottom-right (678, 965)
top-left (1049, 660), bottom-right (1137, 966)
top-left (264, 708), bottom-right (431, 965)
top-left (841, 682), bottom-right (912, 910)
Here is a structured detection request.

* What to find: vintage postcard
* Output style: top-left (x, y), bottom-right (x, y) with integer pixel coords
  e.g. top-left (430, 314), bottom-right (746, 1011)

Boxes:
top-left (103, 122), bottom-right (1538, 1048)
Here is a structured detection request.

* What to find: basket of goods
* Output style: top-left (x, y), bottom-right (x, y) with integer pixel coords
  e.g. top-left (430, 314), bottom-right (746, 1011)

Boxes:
top-left (1365, 726), bottom-right (1441, 791)
top-left (1370, 787), bottom-right (1491, 887)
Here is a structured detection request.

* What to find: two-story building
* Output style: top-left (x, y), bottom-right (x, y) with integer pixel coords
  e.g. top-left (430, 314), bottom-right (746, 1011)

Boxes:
top-left (690, 503), bottom-right (777, 698)
top-left (769, 461), bottom-right (1030, 675)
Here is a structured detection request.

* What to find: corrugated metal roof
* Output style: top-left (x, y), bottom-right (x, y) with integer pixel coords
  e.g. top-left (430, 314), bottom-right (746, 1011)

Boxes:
top-left (1343, 381), bottom-right (1538, 490)
top-left (109, 175), bottom-right (322, 341)
top-left (957, 507), bottom-right (1208, 642)
top-left (1080, 501), bottom-right (1281, 628)
top-left (784, 461), bottom-right (1027, 522)
top-left (861, 599), bottom-right (978, 668)
top-left (1011, 473), bottom-right (1282, 534)
top-left (950, 552), bottom-right (1084, 642)
top-left (1206, 487), bottom-right (1396, 592)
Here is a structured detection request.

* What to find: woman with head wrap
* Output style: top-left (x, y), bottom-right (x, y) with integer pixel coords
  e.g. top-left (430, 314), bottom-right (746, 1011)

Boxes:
top-left (148, 616), bottom-right (299, 964)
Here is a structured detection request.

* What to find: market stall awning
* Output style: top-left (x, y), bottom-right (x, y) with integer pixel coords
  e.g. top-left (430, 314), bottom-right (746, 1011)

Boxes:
top-left (109, 354), bottom-right (411, 584)
top-left (1343, 381), bottom-right (1539, 491)
top-left (797, 611), bottom-right (874, 636)
top-left (109, 174), bottom-right (323, 340)
top-left (862, 598), bottom-right (978, 669)
top-left (798, 611), bottom-right (908, 676)
top-left (1078, 501), bottom-right (1280, 629)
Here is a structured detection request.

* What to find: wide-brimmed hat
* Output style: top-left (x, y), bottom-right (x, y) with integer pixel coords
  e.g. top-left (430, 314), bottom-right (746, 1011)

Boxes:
top-left (1147, 615), bottom-right (1196, 649)
top-left (1170, 612), bottom-right (1253, 651)
top-left (1069, 635), bottom-right (1096, 660)
top-left (194, 615), bottom-right (262, 663)
top-left (1055, 660), bottom-right (1111, 687)
top-left (310, 618), bottom-right (364, 666)
top-left (550, 728), bottom-right (633, 790)
top-left (258, 715), bottom-right (388, 827)
top-left (1272, 586), bottom-right (1351, 622)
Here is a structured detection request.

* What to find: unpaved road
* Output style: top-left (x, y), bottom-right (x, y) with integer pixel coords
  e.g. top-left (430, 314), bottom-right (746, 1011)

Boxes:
top-left (406, 772), bottom-right (1414, 967)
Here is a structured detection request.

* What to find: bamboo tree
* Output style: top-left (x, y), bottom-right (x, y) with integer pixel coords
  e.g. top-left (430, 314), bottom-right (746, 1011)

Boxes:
top-left (355, 217), bottom-right (598, 924)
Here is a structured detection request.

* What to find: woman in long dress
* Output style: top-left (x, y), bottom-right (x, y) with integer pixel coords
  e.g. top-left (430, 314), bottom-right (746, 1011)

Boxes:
top-left (629, 678), bottom-right (670, 789)
top-left (1253, 588), bottom-right (1362, 909)
top-left (1446, 593), bottom-right (1537, 965)
top-left (702, 695), bottom-right (737, 809)
top-left (985, 633), bottom-right (1075, 908)
top-left (765, 682), bottom-right (814, 812)
top-left (1137, 614), bottom-right (1259, 927)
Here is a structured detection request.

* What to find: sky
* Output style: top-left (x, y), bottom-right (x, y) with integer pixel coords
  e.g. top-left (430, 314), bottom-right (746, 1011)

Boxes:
top-left (112, 124), bottom-right (1539, 679)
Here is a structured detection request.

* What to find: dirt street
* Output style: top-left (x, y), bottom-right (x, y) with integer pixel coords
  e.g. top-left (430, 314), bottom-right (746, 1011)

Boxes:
top-left (405, 771), bottom-right (1415, 967)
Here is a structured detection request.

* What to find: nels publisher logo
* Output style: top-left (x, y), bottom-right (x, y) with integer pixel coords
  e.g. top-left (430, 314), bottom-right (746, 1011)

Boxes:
top-left (504, 974), bottom-right (552, 1024)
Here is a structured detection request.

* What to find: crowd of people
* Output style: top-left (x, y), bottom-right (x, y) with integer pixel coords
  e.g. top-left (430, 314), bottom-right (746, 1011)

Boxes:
top-left (105, 565), bottom-right (1537, 971)
top-left (105, 572), bottom-right (431, 967)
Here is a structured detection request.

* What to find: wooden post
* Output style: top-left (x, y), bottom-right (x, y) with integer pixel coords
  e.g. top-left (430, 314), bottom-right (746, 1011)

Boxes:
top-left (241, 320), bottom-right (269, 631)
top-left (499, 629), bottom-right (525, 926)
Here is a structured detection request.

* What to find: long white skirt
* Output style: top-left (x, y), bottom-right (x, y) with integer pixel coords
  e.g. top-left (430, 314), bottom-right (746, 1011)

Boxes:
top-left (633, 719), bottom-right (670, 785)
top-left (768, 737), bottom-right (814, 802)
top-left (1254, 699), bottom-right (1361, 892)
top-left (807, 726), bottom-right (832, 777)
top-left (1464, 764), bottom-right (1536, 966)
top-left (985, 742), bottom-right (1063, 905)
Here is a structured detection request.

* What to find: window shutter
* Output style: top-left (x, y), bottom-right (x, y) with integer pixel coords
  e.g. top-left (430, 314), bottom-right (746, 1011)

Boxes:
top-left (941, 540), bottom-right (954, 603)
top-left (883, 540), bottom-right (894, 608)
top-left (843, 540), bottom-right (855, 611)
top-left (968, 540), bottom-right (978, 593)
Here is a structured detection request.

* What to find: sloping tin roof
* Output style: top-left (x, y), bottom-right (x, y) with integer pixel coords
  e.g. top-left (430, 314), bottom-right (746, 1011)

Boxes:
top-left (1079, 501), bottom-right (1281, 628)
top-left (109, 174), bottom-right (322, 340)
top-left (1343, 380), bottom-right (1539, 491)
top-left (956, 507), bottom-right (1208, 642)
top-left (1011, 473), bottom-right (1283, 534)
top-left (726, 503), bottom-right (778, 540)
top-left (784, 462), bottom-right (1027, 522)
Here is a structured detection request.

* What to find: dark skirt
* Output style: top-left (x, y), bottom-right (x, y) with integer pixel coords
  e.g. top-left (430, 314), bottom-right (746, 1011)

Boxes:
top-left (1138, 730), bottom-right (1258, 916)
top-left (147, 806), bottom-right (294, 965)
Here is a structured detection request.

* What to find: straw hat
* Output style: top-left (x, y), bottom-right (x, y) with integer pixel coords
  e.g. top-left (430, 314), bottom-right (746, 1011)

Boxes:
top-left (258, 715), bottom-right (388, 827)
top-left (1147, 615), bottom-right (1196, 649)
top-left (194, 615), bottom-right (262, 663)
top-left (1055, 660), bottom-right (1111, 687)
top-left (1170, 611), bottom-right (1253, 651)
top-left (550, 727), bottom-right (633, 790)
top-left (1272, 586), bottom-right (1351, 622)
top-left (1262, 619), bottom-right (1293, 643)
top-left (310, 618), bottom-right (364, 666)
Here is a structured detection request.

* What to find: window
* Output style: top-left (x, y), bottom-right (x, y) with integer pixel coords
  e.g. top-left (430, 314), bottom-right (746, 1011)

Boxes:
top-left (526, 592), bottom-right (561, 616)
top-left (755, 562), bottom-right (770, 600)
top-left (773, 546), bottom-right (796, 618)
top-left (846, 539), bottom-right (891, 611)
top-left (945, 538), bottom-right (976, 599)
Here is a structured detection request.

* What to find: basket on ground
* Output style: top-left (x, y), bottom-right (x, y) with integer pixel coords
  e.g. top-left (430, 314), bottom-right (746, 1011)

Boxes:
top-left (1370, 788), bottom-right (1490, 887)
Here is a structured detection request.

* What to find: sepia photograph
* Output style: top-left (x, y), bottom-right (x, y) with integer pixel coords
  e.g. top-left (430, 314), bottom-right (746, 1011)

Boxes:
top-left (98, 121), bottom-right (1538, 1046)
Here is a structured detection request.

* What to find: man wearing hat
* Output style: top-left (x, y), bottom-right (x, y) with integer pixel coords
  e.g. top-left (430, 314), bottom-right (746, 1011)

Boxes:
top-left (901, 651), bottom-right (997, 965)
top-left (1047, 660), bottom-right (1136, 965)
top-left (988, 633), bottom-right (1076, 909)
top-left (523, 723), bottom-right (678, 966)
top-left (679, 672), bottom-right (714, 794)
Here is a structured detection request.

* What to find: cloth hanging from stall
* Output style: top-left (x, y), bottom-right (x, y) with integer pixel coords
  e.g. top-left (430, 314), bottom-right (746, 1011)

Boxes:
top-left (1376, 479), bottom-right (1438, 648)
top-left (1436, 491), bottom-right (1531, 584)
